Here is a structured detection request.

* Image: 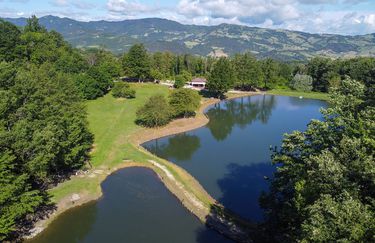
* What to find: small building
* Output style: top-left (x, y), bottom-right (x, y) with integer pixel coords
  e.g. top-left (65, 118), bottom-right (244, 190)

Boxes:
top-left (189, 78), bottom-right (207, 89)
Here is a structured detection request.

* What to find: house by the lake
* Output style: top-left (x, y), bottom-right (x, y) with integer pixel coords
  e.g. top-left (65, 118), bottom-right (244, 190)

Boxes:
top-left (188, 78), bottom-right (207, 89)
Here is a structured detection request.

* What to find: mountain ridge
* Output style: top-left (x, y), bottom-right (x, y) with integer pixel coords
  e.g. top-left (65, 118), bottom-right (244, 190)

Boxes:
top-left (4, 15), bottom-right (375, 61)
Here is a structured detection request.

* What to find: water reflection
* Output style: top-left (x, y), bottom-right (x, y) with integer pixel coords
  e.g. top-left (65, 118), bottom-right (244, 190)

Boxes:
top-left (206, 95), bottom-right (276, 141)
top-left (217, 163), bottom-right (273, 221)
top-left (148, 133), bottom-right (201, 161)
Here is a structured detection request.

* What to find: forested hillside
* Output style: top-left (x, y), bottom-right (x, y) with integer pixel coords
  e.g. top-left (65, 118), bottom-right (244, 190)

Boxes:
top-left (5, 15), bottom-right (375, 61)
top-left (0, 16), bottom-right (121, 241)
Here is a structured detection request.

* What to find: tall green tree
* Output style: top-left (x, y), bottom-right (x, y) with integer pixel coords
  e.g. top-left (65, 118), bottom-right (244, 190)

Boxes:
top-left (0, 20), bottom-right (21, 62)
top-left (233, 53), bottom-right (263, 89)
top-left (122, 44), bottom-right (150, 81)
top-left (24, 15), bottom-right (46, 33)
top-left (0, 151), bottom-right (44, 241)
top-left (307, 57), bottom-right (333, 92)
top-left (261, 58), bottom-right (280, 89)
top-left (207, 57), bottom-right (235, 98)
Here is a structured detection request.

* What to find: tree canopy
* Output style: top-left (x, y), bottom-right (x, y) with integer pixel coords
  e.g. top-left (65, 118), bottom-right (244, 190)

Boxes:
top-left (136, 95), bottom-right (172, 127)
top-left (169, 89), bottom-right (201, 118)
top-left (0, 17), bottom-right (94, 241)
top-left (207, 57), bottom-right (235, 98)
top-left (122, 43), bottom-right (150, 81)
top-left (260, 77), bottom-right (375, 242)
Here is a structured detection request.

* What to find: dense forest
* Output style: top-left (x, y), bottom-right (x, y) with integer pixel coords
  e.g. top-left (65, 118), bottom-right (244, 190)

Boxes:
top-left (0, 16), bottom-right (374, 241)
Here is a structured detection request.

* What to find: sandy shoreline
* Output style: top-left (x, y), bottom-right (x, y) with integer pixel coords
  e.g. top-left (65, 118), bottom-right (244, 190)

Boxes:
top-left (26, 91), bottom-right (260, 242)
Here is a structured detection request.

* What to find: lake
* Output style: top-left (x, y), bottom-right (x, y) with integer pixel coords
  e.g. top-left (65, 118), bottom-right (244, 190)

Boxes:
top-left (27, 95), bottom-right (326, 243)
top-left (27, 168), bottom-right (232, 243)
top-left (143, 95), bottom-right (326, 221)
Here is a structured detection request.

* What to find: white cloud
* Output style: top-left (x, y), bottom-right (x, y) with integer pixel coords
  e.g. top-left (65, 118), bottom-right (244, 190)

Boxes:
top-left (170, 0), bottom-right (375, 35)
top-left (177, 0), bottom-right (300, 25)
top-left (107, 0), bottom-right (156, 16)
top-left (49, 0), bottom-right (96, 10)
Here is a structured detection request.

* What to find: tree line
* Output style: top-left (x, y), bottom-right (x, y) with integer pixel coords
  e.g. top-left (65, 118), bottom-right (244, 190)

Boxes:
top-left (0, 17), bottom-right (99, 240)
top-left (122, 43), bottom-right (375, 98)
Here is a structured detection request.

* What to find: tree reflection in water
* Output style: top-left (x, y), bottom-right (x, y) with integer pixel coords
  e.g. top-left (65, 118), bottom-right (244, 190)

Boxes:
top-left (206, 95), bottom-right (276, 141)
top-left (148, 133), bottom-right (201, 161)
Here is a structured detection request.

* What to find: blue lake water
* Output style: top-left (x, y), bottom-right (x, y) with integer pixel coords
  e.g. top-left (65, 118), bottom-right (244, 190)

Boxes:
top-left (27, 168), bottom-right (232, 243)
top-left (143, 95), bottom-right (327, 222)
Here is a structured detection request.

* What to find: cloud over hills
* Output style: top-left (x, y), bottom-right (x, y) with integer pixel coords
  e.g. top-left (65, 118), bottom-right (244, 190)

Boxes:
top-left (1, 0), bottom-right (375, 35)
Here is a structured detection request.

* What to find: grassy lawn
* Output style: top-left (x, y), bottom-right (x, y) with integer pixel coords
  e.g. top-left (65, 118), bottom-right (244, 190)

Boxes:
top-left (50, 83), bottom-right (169, 202)
top-left (267, 89), bottom-right (330, 101)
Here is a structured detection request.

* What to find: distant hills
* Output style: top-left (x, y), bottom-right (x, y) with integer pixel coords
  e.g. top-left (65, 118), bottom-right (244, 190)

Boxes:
top-left (4, 15), bottom-right (375, 61)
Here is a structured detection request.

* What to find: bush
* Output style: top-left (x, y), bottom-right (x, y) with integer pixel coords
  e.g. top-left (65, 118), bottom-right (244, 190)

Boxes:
top-left (169, 88), bottom-right (201, 118)
top-left (174, 70), bottom-right (192, 88)
top-left (74, 73), bottom-right (103, 100)
top-left (174, 76), bottom-right (186, 88)
top-left (112, 82), bottom-right (136, 98)
top-left (290, 74), bottom-right (313, 92)
top-left (136, 95), bottom-right (172, 127)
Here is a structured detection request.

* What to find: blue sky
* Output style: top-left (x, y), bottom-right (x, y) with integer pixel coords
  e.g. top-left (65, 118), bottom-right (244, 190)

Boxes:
top-left (1, 0), bottom-right (375, 35)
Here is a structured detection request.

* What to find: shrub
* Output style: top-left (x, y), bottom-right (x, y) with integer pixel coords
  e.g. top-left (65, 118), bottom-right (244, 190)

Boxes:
top-left (112, 82), bottom-right (136, 98)
top-left (74, 73), bottom-right (103, 100)
top-left (174, 76), bottom-right (186, 88)
top-left (169, 88), bottom-right (201, 118)
top-left (290, 74), bottom-right (313, 92)
top-left (136, 95), bottom-right (172, 127)
top-left (174, 70), bottom-right (192, 88)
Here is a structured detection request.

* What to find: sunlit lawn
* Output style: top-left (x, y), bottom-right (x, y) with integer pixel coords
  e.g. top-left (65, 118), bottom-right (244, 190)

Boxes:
top-left (267, 89), bottom-right (330, 101)
top-left (50, 83), bottom-right (169, 202)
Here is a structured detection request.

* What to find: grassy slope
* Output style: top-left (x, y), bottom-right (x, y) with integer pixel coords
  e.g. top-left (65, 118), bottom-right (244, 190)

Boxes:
top-left (50, 83), bottom-right (169, 202)
top-left (267, 89), bottom-right (330, 101)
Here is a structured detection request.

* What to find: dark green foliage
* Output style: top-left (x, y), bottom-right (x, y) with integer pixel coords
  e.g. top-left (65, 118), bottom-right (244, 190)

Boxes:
top-left (0, 20), bottom-right (21, 62)
top-left (0, 151), bottom-right (44, 241)
top-left (290, 74), bottom-right (313, 92)
top-left (261, 58), bottom-right (281, 89)
top-left (24, 15), bottom-right (46, 33)
top-left (169, 89), bottom-right (201, 118)
top-left (122, 44), bottom-right (150, 80)
top-left (0, 17), bottom-right (94, 240)
top-left (207, 58), bottom-right (235, 98)
top-left (0, 62), bottom-right (17, 89)
top-left (150, 68), bottom-right (163, 81)
top-left (87, 65), bottom-right (113, 94)
top-left (307, 57), bottom-right (333, 92)
top-left (174, 71), bottom-right (192, 88)
top-left (112, 82), bottom-right (136, 98)
top-left (233, 53), bottom-right (263, 89)
top-left (54, 51), bottom-right (88, 74)
top-left (74, 73), bottom-right (103, 100)
top-left (136, 95), bottom-right (172, 127)
top-left (174, 78), bottom-right (185, 89)
top-left (261, 77), bottom-right (375, 242)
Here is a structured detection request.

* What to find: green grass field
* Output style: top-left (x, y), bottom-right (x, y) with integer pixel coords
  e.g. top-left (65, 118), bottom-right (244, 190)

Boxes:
top-left (267, 89), bottom-right (330, 101)
top-left (50, 83), bottom-right (169, 202)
